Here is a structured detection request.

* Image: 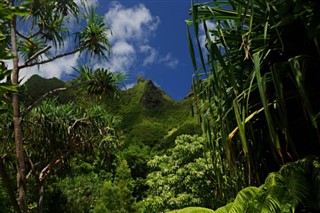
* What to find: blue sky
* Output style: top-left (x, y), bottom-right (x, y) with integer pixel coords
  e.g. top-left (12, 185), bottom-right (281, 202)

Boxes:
top-left (97, 0), bottom-right (195, 100)
top-left (19, 0), bottom-right (202, 100)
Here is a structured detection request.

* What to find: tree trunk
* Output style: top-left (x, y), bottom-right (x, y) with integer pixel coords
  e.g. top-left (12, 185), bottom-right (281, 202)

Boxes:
top-left (9, 12), bottom-right (27, 213)
top-left (37, 183), bottom-right (44, 213)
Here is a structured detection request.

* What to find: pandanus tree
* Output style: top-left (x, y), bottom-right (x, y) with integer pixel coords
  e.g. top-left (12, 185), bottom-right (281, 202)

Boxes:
top-left (187, 0), bottom-right (320, 199)
top-left (0, 2), bottom-right (29, 212)
top-left (0, 0), bottom-right (115, 212)
top-left (23, 100), bottom-right (120, 212)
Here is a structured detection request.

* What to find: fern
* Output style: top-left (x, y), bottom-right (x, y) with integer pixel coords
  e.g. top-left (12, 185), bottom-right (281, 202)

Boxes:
top-left (214, 156), bottom-right (320, 213)
top-left (228, 187), bottom-right (260, 213)
top-left (279, 163), bottom-right (309, 211)
top-left (215, 202), bottom-right (233, 213)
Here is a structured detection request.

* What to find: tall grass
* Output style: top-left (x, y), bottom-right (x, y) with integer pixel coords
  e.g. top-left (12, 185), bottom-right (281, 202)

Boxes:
top-left (187, 0), bottom-right (320, 196)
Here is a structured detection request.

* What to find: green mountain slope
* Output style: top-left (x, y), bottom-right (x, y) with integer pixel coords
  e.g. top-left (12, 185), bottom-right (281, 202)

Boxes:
top-left (22, 74), bottom-right (74, 105)
top-left (107, 79), bottom-right (201, 150)
top-left (21, 75), bottom-right (202, 207)
top-left (23, 75), bottom-right (201, 151)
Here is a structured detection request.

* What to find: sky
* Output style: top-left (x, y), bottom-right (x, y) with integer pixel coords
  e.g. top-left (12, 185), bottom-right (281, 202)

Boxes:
top-left (20, 0), bottom-right (202, 100)
top-left (96, 0), bottom-right (195, 100)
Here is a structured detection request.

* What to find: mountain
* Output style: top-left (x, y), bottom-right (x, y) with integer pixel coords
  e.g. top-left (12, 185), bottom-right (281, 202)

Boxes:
top-left (107, 78), bottom-right (201, 150)
top-left (21, 75), bottom-right (201, 203)
top-left (22, 75), bottom-right (201, 151)
top-left (22, 74), bottom-right (74, 105)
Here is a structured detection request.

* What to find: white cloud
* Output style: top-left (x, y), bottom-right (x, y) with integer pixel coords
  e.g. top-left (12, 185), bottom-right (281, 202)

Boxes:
top-left (94, 2), bottom-right (179, 74)
top-left (94, 42), bottom-right (136, 72)
top-left (101, 2), bottom-right (176, 73)
top-left (20, 52), bottom-right (80, 83)
top-left (139, 45), bottom-right (152, 53)
top-left (107, 53), bottom-right (136, 72)
top-left (139, 45), bottom-right (179, 68)
top-left (113, 41), bottom-right (135, 55)
top-left (105, 2), bottom-right (160, 42)
top-left (159, 53), bottom-right (179, 68)
top-left (140, 45), bottom-right (158, 66)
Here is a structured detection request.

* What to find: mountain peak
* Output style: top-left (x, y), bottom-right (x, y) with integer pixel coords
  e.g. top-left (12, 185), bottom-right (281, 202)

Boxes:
top-left (139, 80), bottom-right (172, 110)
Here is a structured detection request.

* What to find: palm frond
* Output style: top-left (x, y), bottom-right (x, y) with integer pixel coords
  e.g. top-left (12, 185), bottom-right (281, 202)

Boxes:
top-left (73, 65), bottom-right (123, 98)
top-left (76, 5), bottom-right (110, 61)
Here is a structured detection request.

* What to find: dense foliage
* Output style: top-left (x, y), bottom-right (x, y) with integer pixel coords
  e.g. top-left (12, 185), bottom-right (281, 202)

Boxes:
top-left (187, 0), bottom-right (320, 200)
top-left (93, 160), bottom-right (139, 213)
top-left (1, 0), bottom-right (320, 212)
top-left (0, 0), bottom-right (118, 211)
top-left (144, 135), bottom-right (218, 212)
top-left (215, 156), bottom-right (320, 212)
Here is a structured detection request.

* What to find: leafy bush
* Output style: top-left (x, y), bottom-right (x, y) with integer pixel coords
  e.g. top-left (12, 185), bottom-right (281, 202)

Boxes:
top-left (120, 141), bottom-right (151, 200)
top-left (55, 173), bottom-right (105, 213)
top-left (163, 121), bottom-right (202, 148)
top-left (93, 160), bottom-right (140, 213)
top-left (143, 135), bottom-right (222, 212)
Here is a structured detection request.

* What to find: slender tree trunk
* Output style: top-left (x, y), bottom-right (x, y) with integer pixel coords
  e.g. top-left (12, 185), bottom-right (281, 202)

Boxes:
top-left (37, 183), bottom-right (44, 213)
top-left (9, 12), bottom-right (27, 213)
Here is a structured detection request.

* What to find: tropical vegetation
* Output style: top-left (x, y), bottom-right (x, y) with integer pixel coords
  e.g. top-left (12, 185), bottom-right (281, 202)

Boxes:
top-left (185, 0), bottom-right (320, 212)
top-left (0, 0), bottom-right (319, 212)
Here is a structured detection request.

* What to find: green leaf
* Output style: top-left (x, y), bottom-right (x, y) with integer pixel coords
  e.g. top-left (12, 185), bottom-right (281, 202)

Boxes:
top-left (254, 52), bottom-right (281, 157)
top-left (187, 26), bottom-right (197, 71)
top-left (233, 100), bottom-right (248, 154)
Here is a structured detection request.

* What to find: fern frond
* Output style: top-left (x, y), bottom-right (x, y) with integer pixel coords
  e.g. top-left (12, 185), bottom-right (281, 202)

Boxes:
top-left (228, 186), bottom-right (259, 213)
top-left (214, 157), bottom-right (320, 212)
top-left (215, 202), bottom-right (233, 213)
top-left (257, 172), bottom-right (285, 212)
top-left (285, 171), bottom-right (308, 209)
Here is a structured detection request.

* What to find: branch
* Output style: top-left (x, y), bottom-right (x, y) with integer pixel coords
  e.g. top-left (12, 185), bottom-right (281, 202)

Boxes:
top-left (29, 29), bottom-right (42, 39)
top-left (37, 144), bottom-right (86, 183)
top-left (37, 139), bottom-right (87, 183)
top-left (15, 25), bottom-right (42, 45)
top-left (15, 30), bottom-right (30, 41)
top-left (22, 80), bottom-right (94, 117)
top-left (68, 118), bottom-right (89, 135)
top-left (23, 45), bottom-right (51, 65)
top-left (18, 47), bottom-right (82, 69)
top-left (39, 157), bottom-right (62, 182)
top-left (26, 158), bottom-right (38, 179)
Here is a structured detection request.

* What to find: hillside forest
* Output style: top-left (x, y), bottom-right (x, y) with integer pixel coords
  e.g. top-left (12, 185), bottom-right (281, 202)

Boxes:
top-left (0, 0), bottom-right (320, 213)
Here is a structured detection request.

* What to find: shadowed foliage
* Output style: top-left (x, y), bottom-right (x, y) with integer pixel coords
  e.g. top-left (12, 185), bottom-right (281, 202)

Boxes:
top-left (215, 156), bottom-right (320, 212)
top-left (187, 0), bottom-right (320, 197)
